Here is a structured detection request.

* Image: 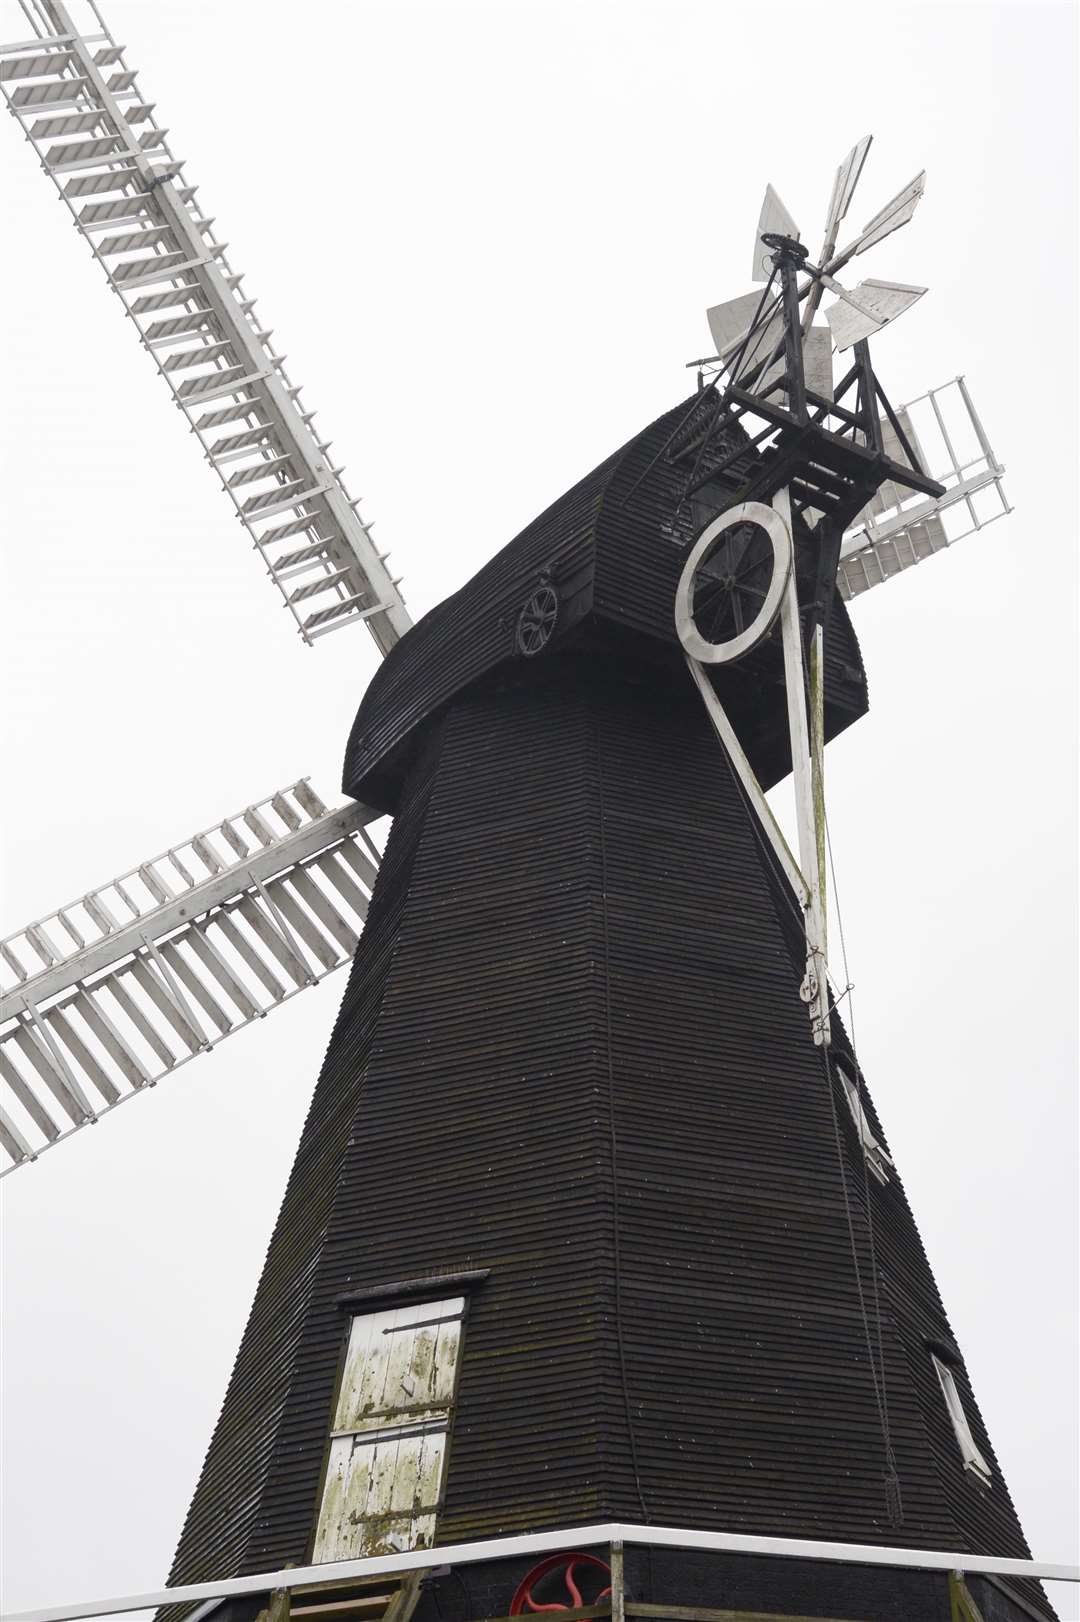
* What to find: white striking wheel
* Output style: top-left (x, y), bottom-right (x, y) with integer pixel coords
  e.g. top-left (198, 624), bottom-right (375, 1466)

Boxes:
top-left (675, 500), bottom-right (792, 664)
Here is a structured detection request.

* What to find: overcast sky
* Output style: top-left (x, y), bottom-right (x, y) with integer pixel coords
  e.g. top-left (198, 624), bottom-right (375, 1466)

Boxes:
top-left (1, 1), bottom-right (1077, 1617)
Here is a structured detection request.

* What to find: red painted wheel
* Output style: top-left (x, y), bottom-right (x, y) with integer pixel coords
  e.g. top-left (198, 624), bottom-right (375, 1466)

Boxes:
top-left (509, 1553), bottom-right (612, 1615)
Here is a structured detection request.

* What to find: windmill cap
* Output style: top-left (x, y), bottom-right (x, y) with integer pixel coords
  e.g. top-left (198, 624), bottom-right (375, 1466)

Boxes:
top-left (343, 394), bottom-right (868, 813)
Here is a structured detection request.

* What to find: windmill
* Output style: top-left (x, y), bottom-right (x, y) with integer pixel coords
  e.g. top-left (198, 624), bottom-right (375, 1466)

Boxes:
top-left (0, 7), bottom-right (1067, 1622)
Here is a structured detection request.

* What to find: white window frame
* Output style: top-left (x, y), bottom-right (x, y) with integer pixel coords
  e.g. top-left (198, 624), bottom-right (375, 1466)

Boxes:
top-left (932, 1353), bottom-right (992, 1487)
top-left (837, 1061), bottom-right (894, 1184)
top-left (313, 1295), bottom-right (466, 1562)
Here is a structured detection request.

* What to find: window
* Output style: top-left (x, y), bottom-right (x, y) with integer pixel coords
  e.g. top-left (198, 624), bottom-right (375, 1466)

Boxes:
top-left (837, 1060), bottom-right (893, 1184)
top-left (313, 1295), bottom-right (465, 1562)
top-left (932, 1353), bottom-right (992, 1487)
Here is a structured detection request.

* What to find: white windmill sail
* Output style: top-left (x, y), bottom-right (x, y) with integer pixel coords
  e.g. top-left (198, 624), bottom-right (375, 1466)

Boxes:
top-left (838, 377), bottom-right (1010, 599)
top-left (0, 2), bottom-right (412, 1178)
top-left (0, 1), bottom-right (411, 653)
top-left (0, 783), bottom-right (382, 1175)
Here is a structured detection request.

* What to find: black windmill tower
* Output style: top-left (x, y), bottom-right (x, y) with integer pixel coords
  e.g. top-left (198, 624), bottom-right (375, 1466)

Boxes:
top-left (158, 146), bottom-right (1055, 1622)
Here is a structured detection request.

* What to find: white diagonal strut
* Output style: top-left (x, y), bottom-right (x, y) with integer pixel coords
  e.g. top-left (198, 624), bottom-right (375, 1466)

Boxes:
top-left (0, 780), bottom-right (382, 1177)
top-left (1, 1), bottom-right (412, 652)
top-left (773, 487), bottom-right (830, 1048)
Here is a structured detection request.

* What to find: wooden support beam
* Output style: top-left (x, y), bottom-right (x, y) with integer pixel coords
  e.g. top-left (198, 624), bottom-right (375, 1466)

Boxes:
top-left (610, 1541), bottom-right (625, 1622)
top-left (292, 1600), bottom-right (397, 1619)
top-left (383, 1574), bottom-right (423, 1622)
top-left (293, 1576), bottom-right (416, 1598)
top-left (948, 1572), bottom-right (987, 1622)
top-left (254, 1591), bottom-right (291, 1622)
top-left (721, 389), bottom-right (944, 498)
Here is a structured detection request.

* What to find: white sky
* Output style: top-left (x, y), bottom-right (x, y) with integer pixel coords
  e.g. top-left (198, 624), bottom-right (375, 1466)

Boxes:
top-left (1, 0), bottom-right (1077, 1616)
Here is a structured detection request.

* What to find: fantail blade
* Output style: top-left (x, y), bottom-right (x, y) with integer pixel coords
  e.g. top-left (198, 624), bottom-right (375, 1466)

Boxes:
top-left (803, 324), bottom-right (834, 401)
top-left (706, 288), bottom-right (786, 391)
top-left (824, 277), bottom-right (927, 349)
top-left (820, 135), bottom-right (873, 260)
top-left (832, 171), bottom-right (926, 270)
top-left (751, 183), bottom-right (800, 281)
top-left (706, 289), bottom-right (771, 357)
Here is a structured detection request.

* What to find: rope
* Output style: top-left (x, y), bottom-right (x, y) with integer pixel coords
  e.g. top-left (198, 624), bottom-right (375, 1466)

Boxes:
top-left (617, 385), bottom-right (719, 510)
top-left (593, 715), bottom-right (650, 1522)
top-left (686, 647), bottom-right (903, 1526)
top-left (793, 624), bottom-right (902, 1524)
top-left (820, 1040), bottom-right (903, 1525)
top-left (825, 808), bottom-right (901, 1523)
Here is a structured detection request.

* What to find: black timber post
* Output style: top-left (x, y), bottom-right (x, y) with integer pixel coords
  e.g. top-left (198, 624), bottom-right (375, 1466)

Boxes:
top-left (772, 236), bottom-right (809, 424)
top-left (854, 339), bottom-right (883, 455)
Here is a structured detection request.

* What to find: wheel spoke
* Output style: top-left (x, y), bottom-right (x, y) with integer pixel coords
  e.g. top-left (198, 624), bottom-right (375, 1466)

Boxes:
top-left (730, 524), bottom-right (758, 575)
top-left (695, 584), bottom-right (726, 620)
top-left (733, 555), bottom-right (766, 585)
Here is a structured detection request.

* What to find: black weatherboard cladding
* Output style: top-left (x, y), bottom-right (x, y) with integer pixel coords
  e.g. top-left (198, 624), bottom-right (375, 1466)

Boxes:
top-left (163, 737), bottom-right (444, 1597)
top-left (166, 399), bottom-right (1052, 1622)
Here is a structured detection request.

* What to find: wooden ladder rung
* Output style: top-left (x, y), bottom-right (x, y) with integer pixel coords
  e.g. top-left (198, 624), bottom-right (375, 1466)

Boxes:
top-left (292, 1598), bottom-right (397, 1618)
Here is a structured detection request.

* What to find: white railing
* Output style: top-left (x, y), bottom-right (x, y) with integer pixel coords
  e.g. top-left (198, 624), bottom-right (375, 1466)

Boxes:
top-left (4, 1523), bottom-right (1076, 1622)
